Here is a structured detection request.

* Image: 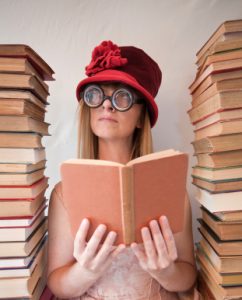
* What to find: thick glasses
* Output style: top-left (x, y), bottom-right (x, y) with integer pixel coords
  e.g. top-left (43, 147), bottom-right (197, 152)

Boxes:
top-left (82, 85), bottom-right (144, 112)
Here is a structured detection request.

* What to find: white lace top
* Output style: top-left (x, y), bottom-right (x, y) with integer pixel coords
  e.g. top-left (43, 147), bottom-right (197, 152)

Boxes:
top-left (81, 247), bottom-right (179, 300)
top-left (54, 182), bottom-right (179, 300)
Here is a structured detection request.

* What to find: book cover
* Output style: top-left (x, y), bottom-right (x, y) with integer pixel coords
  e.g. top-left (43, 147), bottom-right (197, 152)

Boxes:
top-left (197, 246), bottom-right (242, 286)
top-left (0, 207), bottom-right (46, 242)
top-left (0, 44), bottom-right (54, 81)
top-left (195, 149), bottom-right (242, 168)
top-left (198, 48), bottom-right (242, 77)
top-left (199, 267), bottom-right (242, 299)
top-left (0, 202), bottom-right (47, 227)
top-left (60, 149), bottom-right (188, 245)
top-left (0, 176), bottom-right (48, 199)
top-left (199, 222), bottom-right (242, 256)
top-left (0, 217), bottom-right (47, 257)
top-left (194, 108), bottom-right (242, 130)
top-left (192, 77), bottom-right (242, 108)
top-left (0, 89), bottom-right (48, 109)
top-left (188, 90), bottom-right (242, 124)
top-left (0, 57), bottom-right (49, 90)
top-left (201, 207), bottom-right (242, 241)
top-left (196, 188), bottom-right (242, 212)
top-left (0, 73), bottom-right (49, 102)
top-left (0, 234), bottom-right (47, 274)
top-left (0, 160), bottom-right (46, 173)
top-left (192, 176), bottom-right (242, 193)
top-left (0, 195), bottom-right (46, 218)
top-left (191, 69), bottom-right (242, 100)
top-left (0, 132), bottom-right (43, 148)
top-left (0, 246), bottom-right (46, 297)
top-left (194, 119), bottom-right (242, 140)
top-left (200, 237), bottom-right (242, 273)
top-left (196, 20), bottom-right (242, 61)
top-left (214, 210), bottom-right (242, 222)
top-left (190, 58), bottom-right (242, 93)
top-left (0, 98), bottom-right (46, 121)
top-left (0, 116), bottom-right (50, 135)
top-left (0, 147), bottom-right (46, 164)
top-left (0, 168), bottom-right (45, 186)
top-left (192, 133), bottom-right (242, 154)
top-left (192, 165), bottom-right (242, 181)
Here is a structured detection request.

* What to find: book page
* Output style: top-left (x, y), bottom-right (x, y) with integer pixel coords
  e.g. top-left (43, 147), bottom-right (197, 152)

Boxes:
top-left (127, 149), bottom-right (180, 166)
top-left (63, 158), bottom-right (124, 167)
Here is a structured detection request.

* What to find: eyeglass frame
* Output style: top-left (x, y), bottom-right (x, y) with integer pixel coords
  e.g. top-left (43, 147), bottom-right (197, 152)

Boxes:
top-left (80, 84), bottom-right (144, 112)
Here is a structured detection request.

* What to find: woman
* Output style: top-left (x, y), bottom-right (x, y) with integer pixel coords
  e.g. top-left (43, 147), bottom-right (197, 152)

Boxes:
top-left (47, 41), bottom-right (198, 299)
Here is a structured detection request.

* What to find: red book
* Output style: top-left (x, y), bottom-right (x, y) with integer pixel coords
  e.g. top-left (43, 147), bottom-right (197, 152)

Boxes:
top-left (0, 176), bottom-right (48, 199)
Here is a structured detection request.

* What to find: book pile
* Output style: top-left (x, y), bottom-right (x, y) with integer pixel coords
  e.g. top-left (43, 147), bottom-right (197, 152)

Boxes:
top-left (0, 45), bottom-right (54, 299)
top-left (187, 20), bottom-right (242, 299)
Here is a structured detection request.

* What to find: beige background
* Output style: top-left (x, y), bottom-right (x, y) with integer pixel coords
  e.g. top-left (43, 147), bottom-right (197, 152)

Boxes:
top-left (1, 0), bottom-right (242, 242)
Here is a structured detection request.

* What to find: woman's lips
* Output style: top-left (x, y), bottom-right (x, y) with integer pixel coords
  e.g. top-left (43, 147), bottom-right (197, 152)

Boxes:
top-left (99, 116), bottom-right (118, 122)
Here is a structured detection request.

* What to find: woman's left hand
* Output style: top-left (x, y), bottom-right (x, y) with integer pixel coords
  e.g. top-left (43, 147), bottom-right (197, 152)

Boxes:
top-left (131, 216), bottom-right (178, 281)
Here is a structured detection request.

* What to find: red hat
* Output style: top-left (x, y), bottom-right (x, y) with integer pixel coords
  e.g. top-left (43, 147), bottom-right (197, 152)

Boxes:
top-left (76, 41), bottom-right (162, 127)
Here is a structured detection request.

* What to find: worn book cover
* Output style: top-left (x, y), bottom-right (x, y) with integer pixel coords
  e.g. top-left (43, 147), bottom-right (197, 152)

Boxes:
top-left (60, 149), bottom-right (188, 244)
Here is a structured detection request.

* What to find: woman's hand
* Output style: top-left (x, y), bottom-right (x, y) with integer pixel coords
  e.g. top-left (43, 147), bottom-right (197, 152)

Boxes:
top-left (131, 216), bottom-right (178, 281)
top-left (73, 218), bottom-right (125, 282)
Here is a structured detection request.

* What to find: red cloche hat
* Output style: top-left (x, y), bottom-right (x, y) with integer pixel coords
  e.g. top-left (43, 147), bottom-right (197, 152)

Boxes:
top-left (76, 40), bottom-right (162, 127)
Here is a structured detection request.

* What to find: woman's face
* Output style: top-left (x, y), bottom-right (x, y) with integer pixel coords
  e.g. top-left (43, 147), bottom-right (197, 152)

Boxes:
top-left (89, 83), bottom-right (144, 142)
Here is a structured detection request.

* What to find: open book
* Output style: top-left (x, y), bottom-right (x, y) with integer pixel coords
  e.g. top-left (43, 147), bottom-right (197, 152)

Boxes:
top-left (60, 149), bottom-right (188, 244)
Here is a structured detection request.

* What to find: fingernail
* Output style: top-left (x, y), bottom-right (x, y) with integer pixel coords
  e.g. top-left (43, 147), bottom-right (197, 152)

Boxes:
top-left (150, 220), bottom-right (158, 227)
top-left (118, 244), bottom-right (126, 250)
top-left (108, 231), bottom-right (117, 240)
top-left (141, 227), bottom-right (148, 234)
top-left (81, 218), bottom-right (89, 225)
top-left (101, 224), bottom-right (108, 231)
top-left (131, 242), bottom-right (137, 248)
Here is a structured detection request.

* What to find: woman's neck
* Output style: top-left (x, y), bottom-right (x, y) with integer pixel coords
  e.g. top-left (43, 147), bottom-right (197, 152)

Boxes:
top-left (98, 138), bottom-right (133, 165)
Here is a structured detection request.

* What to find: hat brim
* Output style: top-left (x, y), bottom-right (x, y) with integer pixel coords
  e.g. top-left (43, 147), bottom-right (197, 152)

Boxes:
top-left (76, 69), bottom-right (158, 127)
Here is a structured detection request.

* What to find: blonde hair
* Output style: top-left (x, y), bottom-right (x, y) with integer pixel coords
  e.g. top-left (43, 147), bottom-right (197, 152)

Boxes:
top-left (76, 101), bottom-right (154, 160)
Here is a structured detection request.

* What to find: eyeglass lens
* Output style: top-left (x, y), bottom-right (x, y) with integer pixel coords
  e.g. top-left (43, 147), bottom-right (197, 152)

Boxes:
top-left (84, 85), bottom-right (133, 110)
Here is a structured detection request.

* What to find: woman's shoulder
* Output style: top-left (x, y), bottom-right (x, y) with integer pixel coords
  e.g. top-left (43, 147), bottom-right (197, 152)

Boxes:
top-left (49, 181), bottom-right (68, 210)
top-left (51, 181), bottom-right (63, 200)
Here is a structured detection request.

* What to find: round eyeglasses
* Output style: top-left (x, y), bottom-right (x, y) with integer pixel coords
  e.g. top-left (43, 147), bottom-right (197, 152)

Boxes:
top-left (81, 85), bottom-right (144, 112)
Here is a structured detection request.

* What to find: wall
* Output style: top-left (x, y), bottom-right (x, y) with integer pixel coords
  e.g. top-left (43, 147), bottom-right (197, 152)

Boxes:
top-left (1, 0), bottom-right (242, 241)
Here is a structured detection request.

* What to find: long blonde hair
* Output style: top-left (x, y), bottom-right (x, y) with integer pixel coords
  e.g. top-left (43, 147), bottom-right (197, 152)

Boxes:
top-left (76, 101), bottom-right (154, 160)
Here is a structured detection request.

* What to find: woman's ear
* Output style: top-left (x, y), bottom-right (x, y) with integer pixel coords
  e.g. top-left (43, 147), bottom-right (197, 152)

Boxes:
top-left (136, 111), bottom-right (143, 128)
top-left (136, 118), bottom-right (142, 129)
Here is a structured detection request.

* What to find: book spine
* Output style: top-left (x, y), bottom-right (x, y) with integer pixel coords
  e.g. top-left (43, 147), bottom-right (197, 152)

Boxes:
top-left (120, 166), bottom-right (135, 244)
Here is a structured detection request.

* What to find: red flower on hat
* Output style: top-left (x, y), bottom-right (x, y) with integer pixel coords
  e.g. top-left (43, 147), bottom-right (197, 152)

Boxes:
top-left (85, 41), bottom-right (128, 76)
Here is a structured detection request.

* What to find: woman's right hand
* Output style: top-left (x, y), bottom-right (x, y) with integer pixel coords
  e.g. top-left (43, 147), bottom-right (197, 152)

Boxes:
top-left (73, 218), bottom-right (125, 281)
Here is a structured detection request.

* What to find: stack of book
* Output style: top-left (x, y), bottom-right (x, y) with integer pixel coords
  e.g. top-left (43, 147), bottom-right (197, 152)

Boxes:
top-left (0, 45), bottom-right (54, 299)
top-left (187, 20), bottom-right (242, 299)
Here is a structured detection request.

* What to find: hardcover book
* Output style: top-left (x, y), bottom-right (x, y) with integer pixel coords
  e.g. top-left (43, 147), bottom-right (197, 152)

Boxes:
top-left (199, 221), bottom-right (242, 256)
top-left (0, 116), bottom-right (50, 135)
top-left (201, 207), bottom-right (242, 241)
top-left (200, 237), bottom-right (242, 273)
top-left (60, 149), bottom-right (188, 244)
top-left (196, 188), bottom-right (242, 212)
top-left (0, 44), bottom-right (54, 81)
top-left (0, 98), bottom-right (46, 121)
top-left (195, 149), bottom-right (242, 168)
top-left (196, 20), bottom-right (242, 63)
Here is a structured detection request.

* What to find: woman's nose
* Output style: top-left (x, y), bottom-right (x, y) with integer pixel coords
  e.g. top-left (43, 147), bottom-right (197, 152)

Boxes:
top-left (102, 98), bottom-right (115, 112)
